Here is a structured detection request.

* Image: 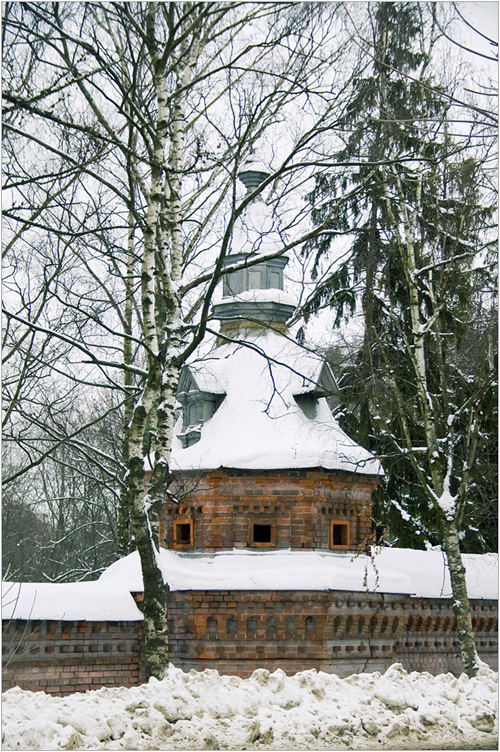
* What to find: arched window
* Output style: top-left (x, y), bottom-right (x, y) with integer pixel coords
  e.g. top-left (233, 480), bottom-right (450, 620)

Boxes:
top-left (247, 617), bottom-right (257, 634)
top-left (285, 617), bottom-right (297, 635)
top-left (227, 618), bottom-right (237, 635)
top-left (305, 616), bottom-right (316, 635)
top-left (266, 617), bottom-right (277, 635)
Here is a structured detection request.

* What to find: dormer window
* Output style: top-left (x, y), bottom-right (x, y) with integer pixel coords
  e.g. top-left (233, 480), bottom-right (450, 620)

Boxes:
top-left (294, 361), bottom-right (339, 419)
top-left (176, 368), bottom-right (225, 448)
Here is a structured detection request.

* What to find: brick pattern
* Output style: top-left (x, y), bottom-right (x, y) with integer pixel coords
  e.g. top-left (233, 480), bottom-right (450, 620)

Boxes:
top-left (2, 620), bottom-right (145, 695)
top-left (167, 590), bottom-right (498, 678)
top-left (159, 469), bottom-right (378, 552)
top-left (2, 593), bottom-right (497, 695)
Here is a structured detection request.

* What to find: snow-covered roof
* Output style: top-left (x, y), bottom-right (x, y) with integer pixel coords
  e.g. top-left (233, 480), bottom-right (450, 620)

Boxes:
top-left (99, 547), bottom-right (498, 600)
top-left (1, 579), bottom-right (143, 622)
top-left (229, 200), bottom-right (281, 256)
top-left (171, 329), bottom-right (381, 475)
top-left (3, 548), bottom-right (496, 621)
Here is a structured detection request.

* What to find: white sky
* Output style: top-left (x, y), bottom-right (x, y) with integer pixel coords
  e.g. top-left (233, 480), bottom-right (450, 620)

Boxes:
top-left (458, 1), bottom-right (499, 49)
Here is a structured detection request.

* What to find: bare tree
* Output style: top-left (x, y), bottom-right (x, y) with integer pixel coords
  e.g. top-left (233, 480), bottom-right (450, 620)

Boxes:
top-left (3, 1), bottom-right (367, 676)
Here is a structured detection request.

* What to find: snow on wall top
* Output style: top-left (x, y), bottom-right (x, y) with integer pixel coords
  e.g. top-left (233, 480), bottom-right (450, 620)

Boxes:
top-left (3, 548), bottom-right (497, 621)
top-left (1, 579), bottom-right (143, 622)
top-left (99, 547), bottom-right (498, 600)
top-left (170, 330), bottom-right (382, 475)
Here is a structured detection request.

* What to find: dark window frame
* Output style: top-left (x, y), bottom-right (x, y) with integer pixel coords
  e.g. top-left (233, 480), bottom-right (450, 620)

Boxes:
top-left (330, 519), bottom-right (350, 549)
top-left (173, 519), bottom-right (194, 549)
top-left (248, 519), bottom-right (276, 548)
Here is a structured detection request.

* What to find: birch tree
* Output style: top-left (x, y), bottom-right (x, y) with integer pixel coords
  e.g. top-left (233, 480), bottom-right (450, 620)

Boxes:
top-left (3, 1), bottom-right (365, 677)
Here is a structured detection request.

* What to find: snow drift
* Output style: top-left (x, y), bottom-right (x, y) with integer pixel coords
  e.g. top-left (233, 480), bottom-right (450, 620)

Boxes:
top-left (2, 663), bottom-right (497, 750)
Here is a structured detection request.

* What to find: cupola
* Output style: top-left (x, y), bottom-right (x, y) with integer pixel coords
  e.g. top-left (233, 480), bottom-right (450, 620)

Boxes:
top-left (212, 150), bottom-right (297, 336)
top-left (237, 151), bottom-right (272, 193)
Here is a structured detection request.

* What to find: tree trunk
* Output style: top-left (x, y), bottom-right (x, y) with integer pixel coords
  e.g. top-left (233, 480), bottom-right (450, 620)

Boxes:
top-left (129, 451), bottom-right (170, 678)
top-left (442, 521), bottom-right (481, 676)
top-left (118, 208), bottom-right (136, 557)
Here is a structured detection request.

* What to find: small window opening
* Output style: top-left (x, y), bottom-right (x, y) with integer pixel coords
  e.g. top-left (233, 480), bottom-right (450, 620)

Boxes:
top-left (249, 521), bottom-right (276, 547)
top-left (247, 618), bottom-right (257, 634)
top-left (173, 520), bottom-right (194, 549)
top-left (286, 617), bottom-right (297, 635)
top-left (330, 520), bottom-right (350, 549)
top-left (254, 524), bottom-right (271, 543)
top-left (305, 616), bottom-right (316, 635)
top-left (266, 617), bottom-right (277, 635)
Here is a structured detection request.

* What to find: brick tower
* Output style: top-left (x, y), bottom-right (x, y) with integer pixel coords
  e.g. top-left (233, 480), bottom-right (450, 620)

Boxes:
top-left (159, 153), bottom-right (382, 554)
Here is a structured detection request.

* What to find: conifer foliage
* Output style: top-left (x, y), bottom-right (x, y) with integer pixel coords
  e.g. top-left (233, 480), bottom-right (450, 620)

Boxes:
top-left (305, 3), bottom-right (497, 676)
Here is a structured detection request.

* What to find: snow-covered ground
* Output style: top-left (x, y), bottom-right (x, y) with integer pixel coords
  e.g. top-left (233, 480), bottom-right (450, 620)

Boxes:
top-left (2, 663), bottom-right (497, 751)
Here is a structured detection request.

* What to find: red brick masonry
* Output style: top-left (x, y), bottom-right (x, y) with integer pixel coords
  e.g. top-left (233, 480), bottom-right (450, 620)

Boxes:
top-left (160, 469), bottom-right (378, 552)
top-left (3, 590), bottom-right (497, 696)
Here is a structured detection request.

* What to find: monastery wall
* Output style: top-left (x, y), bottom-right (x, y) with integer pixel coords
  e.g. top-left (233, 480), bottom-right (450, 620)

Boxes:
top-left (3, 592), bottom-right (496, 696)
top-left (160, 469), bottom-right (378, 552)
top-left (2, 620), bottom-right (145, 695)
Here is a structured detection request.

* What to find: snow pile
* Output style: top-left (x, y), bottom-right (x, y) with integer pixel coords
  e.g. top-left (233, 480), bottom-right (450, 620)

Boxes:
top-left (171, 330), bottom-right (381, 474)
top-left (2, 663), bottom-right (497, 750)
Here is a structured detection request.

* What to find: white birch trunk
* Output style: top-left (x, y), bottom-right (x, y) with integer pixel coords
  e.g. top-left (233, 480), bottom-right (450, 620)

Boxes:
top-left (382, 146), bottom-right (481, 677)
top-left (127, 3), bottom-right (203, 680)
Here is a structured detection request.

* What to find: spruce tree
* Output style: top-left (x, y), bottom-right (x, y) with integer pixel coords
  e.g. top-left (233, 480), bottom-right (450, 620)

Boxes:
top-left (304, 2), bottom-right (497, 675)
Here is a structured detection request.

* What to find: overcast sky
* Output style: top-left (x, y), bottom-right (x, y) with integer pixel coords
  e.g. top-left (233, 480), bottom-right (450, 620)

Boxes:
top-left (458, 1), bottom-right (499, 50)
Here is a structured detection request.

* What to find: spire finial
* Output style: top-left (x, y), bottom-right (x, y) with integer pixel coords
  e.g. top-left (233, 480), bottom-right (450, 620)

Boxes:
top-left (238, 148), bottom-right (271, 193)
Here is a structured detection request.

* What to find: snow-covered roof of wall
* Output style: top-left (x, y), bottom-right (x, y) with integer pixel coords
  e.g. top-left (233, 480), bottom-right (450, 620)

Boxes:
top-left (3, 548), bottom-right (496, 621)
top-left (100, 548), bottom-right (498, 600)
top-left (171, 330), bottom-right (381, 475)
top-left (1, 579), bottom-right (143, 622)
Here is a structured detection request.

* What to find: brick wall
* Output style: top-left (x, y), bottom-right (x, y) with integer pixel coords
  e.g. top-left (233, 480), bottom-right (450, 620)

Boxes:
top-left (159, 468), bottom-right (378, 552)
top-left (3, 592), bottom-right (497, 695)
top-left (167, 590), bottom-right (498, 678)
top-left (2, 620), bottom-right (145, 695)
